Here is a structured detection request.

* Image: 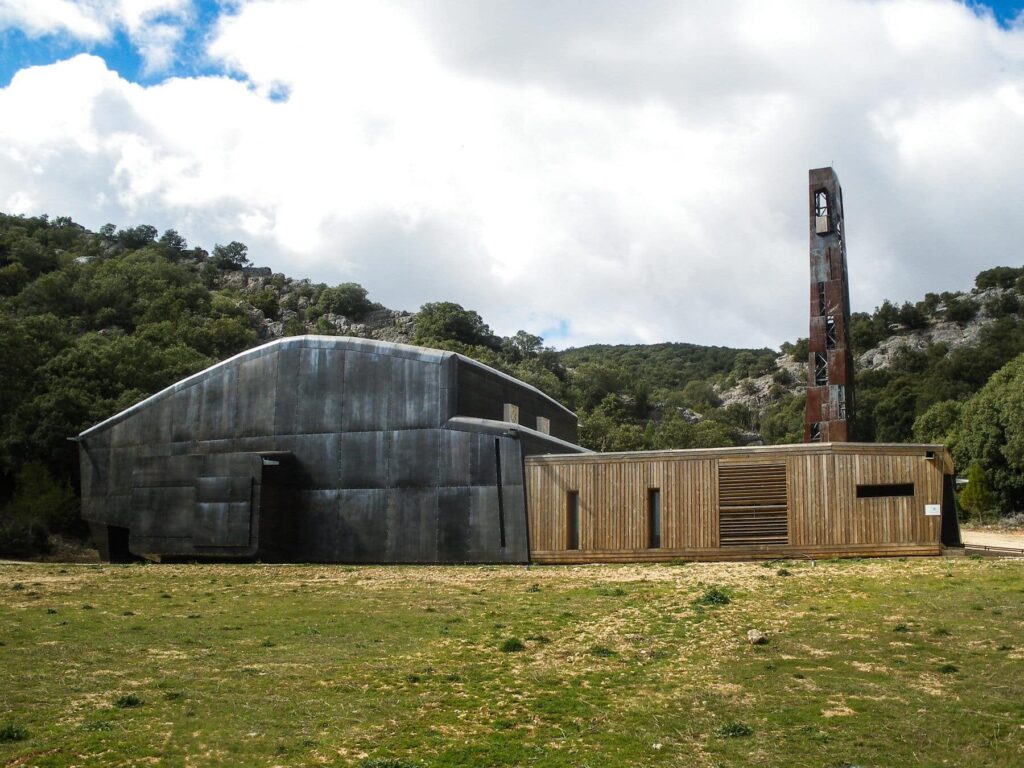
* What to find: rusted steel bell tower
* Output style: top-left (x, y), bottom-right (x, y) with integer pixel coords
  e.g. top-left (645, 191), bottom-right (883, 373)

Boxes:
top-left (804, 167), bottom-right (855, 442)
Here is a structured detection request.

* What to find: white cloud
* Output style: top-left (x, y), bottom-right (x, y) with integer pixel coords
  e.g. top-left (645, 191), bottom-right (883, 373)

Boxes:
top-left (0, 0), bottom-right (109, 40)
top-left (0, 0), bottom-right (191, 73)
top-left (1, 0), bottom-right (1024, 349)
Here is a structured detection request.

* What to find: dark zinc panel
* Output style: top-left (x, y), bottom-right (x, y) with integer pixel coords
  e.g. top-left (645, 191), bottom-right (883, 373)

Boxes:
top-left (390, 357), bottom-right (441, 429)
top-left (236, 352), bottom-right (279, 437)
top-left (437, 429), bottom-right (472, 487)
top-left (389, 430), bottom-right (439, 488)
top-left (387, 489), bottom-right (439, 563)
top-left (296, 346), bottom-right (345, 434)
top-left (338, 431), bottom-right (389, 489)
top-left (172, 383), bottom-right (203, 442)
top-left (437, 486), bottom-right (472, 561)
top-left (273, 344), bottom-right (301, 436)
top-left (197, 365), bottom-right (237, 441)
top-left (343, 351), bottom-right (393, 431)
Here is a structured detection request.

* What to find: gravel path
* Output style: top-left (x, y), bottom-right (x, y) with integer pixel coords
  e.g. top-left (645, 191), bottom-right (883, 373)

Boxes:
top-left (961, 528), bottom-right (1024, 550)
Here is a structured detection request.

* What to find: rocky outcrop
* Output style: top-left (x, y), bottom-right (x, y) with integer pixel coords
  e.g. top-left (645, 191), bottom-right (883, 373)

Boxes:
top-left (212, 270), bottom-right (417, 344)
top-left (857, 317), bottom-right (987, 370)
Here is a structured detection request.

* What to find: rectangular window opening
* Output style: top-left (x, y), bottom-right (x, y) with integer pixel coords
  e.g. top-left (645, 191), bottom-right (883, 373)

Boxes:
top-left (809, 422), bottom-right (822, 442)
top-left (648, 488), bottom-right (661, 549)
top-left (817, 281), bottom-right (827, 316)
top-left (856, 483), bottom-right (915, 498)
top-left (814, 190), bottom-right (831, 234)
top-left (566, 491), bottom-right (580, 550)
top-left (814, 353), bottom-right (828, 386)
top-left (825, 315), bottom-right (837, 349)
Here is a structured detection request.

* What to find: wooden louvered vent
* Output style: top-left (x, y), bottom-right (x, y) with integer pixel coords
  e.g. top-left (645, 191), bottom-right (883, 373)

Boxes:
top-left (718, 463), bottom-right (789, 546)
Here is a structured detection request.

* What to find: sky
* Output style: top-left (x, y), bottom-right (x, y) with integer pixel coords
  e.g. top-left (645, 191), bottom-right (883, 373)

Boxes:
top-left (1, 1), bottom-right (1023, 350)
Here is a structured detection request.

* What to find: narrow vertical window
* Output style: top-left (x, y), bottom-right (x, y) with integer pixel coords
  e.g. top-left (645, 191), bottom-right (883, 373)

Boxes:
top-left (494, 438), bottom-right (506, 548)
top-left (567, 491), bottom-right (580, 550)
top-left (814, 353), bottom-right (828, 386)
top-left (814, 190), bottom-right (831, 234)
top-left (648, 488), bottom-right (661, 549)
top-left (817, 281), bottom-right (827, 316)
top-left (503, 403), bottom-right (520, 424)
top-left (809, 422), bottom-right (822, 442)
top-left (825, 315), bottom-right (837, 349)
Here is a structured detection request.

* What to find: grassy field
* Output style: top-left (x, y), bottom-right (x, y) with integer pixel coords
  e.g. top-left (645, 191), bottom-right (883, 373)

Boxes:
top-left (1, 557), bottom-right (1022, 767)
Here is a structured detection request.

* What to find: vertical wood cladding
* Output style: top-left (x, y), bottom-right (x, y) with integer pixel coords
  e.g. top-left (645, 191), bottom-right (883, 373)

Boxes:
top-left (525, 444), bottom-right (949, 563)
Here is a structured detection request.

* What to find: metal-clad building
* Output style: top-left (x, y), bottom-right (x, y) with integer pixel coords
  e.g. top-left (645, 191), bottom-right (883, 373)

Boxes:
top-left (78, 336), bottom-right (583, 563)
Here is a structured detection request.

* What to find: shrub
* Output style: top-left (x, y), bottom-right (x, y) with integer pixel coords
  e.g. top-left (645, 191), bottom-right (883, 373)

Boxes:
top-left (694, 587), bottom-right (731, 606)
top-left (249, 289), bottom-right (280, 320)
top-left (772, 368), bottom-right (793, 386)
top-left (715, 721), bottom-right (753, 738)
top-left (0, 517), bottom-right (50, 558)
top-left (945, 297), bottom-right (977, 324)
top-left (316, 282), bottom-right (373, 319)
top-left (499, 637), bottom-right (525, 653)
top-left (975, 266), bottom-right (1024, 290)
top-left (0, 724), bottom-right (28, 742)
top-left (589, 645), bottom-right (617, 657)
top-left (114, 693), bottom-right (143, 708)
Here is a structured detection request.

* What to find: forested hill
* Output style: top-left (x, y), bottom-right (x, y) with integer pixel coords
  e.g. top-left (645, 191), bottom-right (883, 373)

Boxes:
top-left (1, 211), bottom-right (1022, 557)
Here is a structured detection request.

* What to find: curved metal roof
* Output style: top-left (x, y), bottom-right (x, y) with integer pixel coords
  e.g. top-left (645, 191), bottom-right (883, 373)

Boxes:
top-left (78, 335), bottom-right (576, 438)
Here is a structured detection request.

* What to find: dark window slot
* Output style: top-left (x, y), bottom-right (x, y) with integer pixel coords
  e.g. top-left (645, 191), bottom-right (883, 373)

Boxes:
top-left (648, 488), bottom-right (661, 549)
top-left (567, 491), bottom-right (580, 550)
top-left (494, 438), bottom-right (506, 548)
top-left (856, 483), bottom-right (915, 498)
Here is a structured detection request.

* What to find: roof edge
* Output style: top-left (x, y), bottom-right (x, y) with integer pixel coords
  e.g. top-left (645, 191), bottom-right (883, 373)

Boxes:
top-left (78, 335), bottom-right (577, 438)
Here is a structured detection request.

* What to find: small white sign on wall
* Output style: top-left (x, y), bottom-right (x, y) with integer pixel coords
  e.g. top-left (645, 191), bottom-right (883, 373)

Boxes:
top-left (924, 504), bottom-right (941, 516)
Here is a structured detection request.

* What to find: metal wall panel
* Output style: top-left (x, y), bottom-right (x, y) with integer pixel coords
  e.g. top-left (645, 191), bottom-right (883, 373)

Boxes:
top-left (79, 336), bottom-right (583, 563)
top-left (390, 357), bottom-right (442, 429)
top-left (387, 489), bottom-right (439, 563)
top-left (389, 429), bottom-right (439, 487)
top-left (338, 431), bottom-right (389, 489)
top-left (343, 351), bottom-right (392, 431)
top-left (236, 353), bottom-right (279, 437)
top-left (295, 346), bottom-right (345, 434)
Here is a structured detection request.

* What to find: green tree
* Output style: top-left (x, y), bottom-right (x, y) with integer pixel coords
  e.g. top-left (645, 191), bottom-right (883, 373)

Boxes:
top-left (912, 399), bottom-right (962, 445)
top-left (958, 462), bottom-right (993, 521)
top-left (316, 282), bottom-right (373, 318)
top-left (954, 353), bottom-right (1024, 514)
top-left (568, 363), bottom-right (622, 412)
top-left (414, 302), bottom-right (493, 347)
top-left (211, 241), bottom-right (250, 270)
top-left (975, 266), bottom-right (1023, 290)
top-left (681, 380), bottom-right (720, 413)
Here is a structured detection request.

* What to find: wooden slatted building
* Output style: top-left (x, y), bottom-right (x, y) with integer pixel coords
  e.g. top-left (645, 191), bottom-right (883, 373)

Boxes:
top-left (525, 442), bottom-right (961, 563)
